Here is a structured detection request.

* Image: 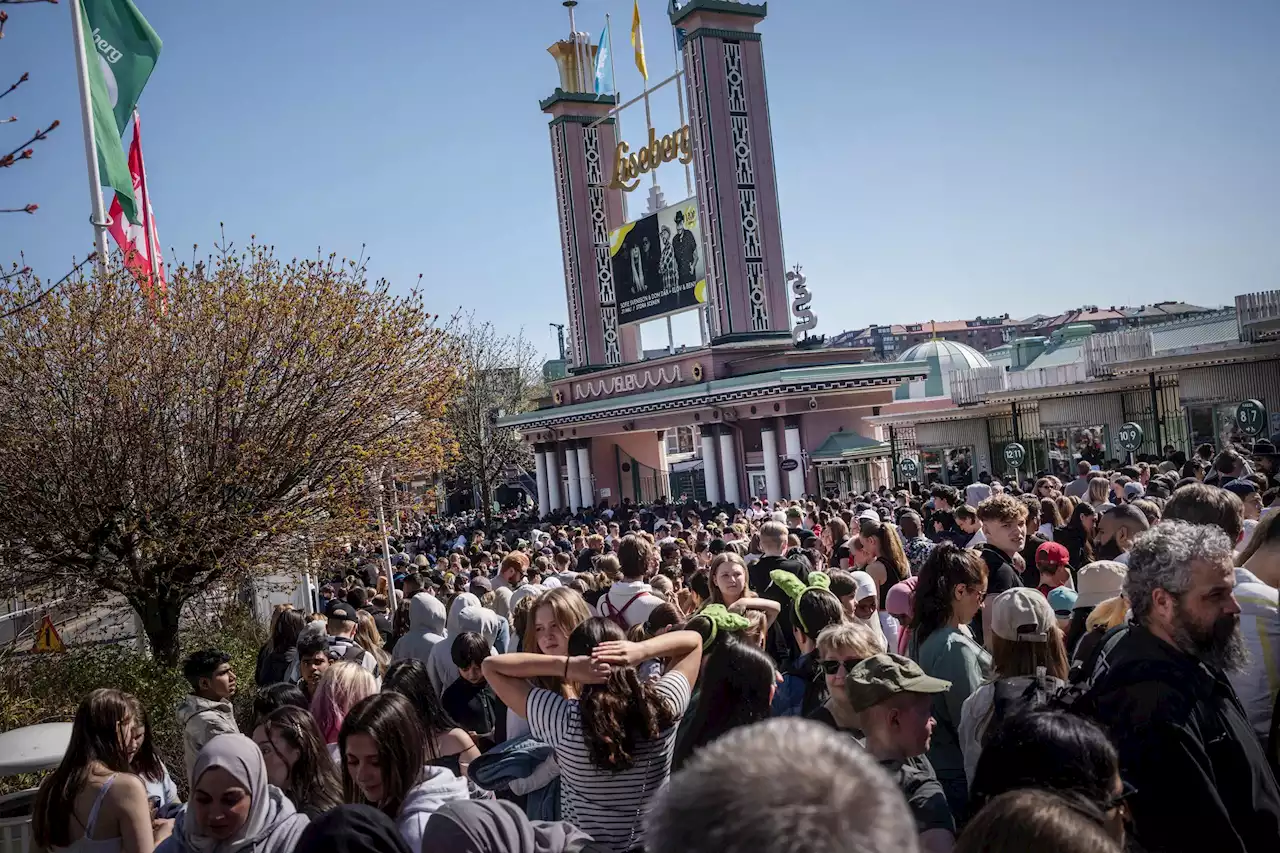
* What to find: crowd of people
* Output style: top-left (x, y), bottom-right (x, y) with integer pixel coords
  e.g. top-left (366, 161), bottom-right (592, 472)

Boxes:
top-left (28, 438), bottom-right (1280, 852)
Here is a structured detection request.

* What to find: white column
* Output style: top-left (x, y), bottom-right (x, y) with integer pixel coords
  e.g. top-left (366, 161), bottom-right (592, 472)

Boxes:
top-left (565, 441), bottom-right (583, 511)
top-left (700, 425), bottom-right (722, 504)
top-left (784, 420), bottom-right (806, 500)
top-left (576, 442), bottom-right (594, 510)
top-left (545, 446), bottom-right (562, 512)
top-left (760, 426), bottom-right (783, 504)
top-left (534, 444), bottom-right (550, 515)
top-left (719, 427), bottom-right (742, 507)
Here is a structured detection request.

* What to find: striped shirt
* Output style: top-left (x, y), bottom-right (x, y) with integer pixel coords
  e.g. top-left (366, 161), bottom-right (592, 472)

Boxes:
top-left (527, 671), bottom-right (691, 852)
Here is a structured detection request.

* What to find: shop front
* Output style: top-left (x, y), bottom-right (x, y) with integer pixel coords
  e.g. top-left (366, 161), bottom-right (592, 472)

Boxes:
top-left (809, 431), bottom-right (892, 497)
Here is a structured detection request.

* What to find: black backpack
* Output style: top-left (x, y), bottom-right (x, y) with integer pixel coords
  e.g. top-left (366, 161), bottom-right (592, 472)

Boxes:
top-left (982, 671), bottom-right (1058, 748)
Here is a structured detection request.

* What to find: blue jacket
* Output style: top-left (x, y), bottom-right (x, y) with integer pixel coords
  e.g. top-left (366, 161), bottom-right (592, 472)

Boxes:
top-left (467, 734), bottom-right (561, 822)
top-left (771, 651), bottom-right (826, 717)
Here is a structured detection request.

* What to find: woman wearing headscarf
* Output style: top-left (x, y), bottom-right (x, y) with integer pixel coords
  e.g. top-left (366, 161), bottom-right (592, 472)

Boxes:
top-left (421, 800), bottom-right (595, 853)
top-left (829, 571), bottom-right (893, 653)
top-left (158, 734), bottom-right (308, 853)
top-left (884, 576), bottom-right (919, 656)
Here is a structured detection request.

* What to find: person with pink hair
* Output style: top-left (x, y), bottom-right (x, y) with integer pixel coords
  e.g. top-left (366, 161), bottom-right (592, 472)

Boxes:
top-left (310, 661), bottom-right (377, 762)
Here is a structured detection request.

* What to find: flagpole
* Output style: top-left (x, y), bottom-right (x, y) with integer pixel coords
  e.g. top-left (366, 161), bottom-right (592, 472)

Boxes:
top-left (133, 110), bottom-right (158, 296)
top-left (69, 0), bottom-right (111, 274)
top-left (606, 12), bottom-right (628, 221)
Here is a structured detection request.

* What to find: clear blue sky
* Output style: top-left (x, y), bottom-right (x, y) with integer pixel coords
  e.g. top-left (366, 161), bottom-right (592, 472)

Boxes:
top-left (3, 0), bottom-right (1277, 360)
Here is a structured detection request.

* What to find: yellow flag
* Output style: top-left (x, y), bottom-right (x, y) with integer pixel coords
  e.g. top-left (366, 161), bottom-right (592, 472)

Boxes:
top-left (631, 0), bottom-right (648, 80)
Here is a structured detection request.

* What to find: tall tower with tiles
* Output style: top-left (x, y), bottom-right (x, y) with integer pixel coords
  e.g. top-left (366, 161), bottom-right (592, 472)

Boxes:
top-left (542, 30), bottom-right (630, 369)
top-left (672, 0), bottom-right (790, 342)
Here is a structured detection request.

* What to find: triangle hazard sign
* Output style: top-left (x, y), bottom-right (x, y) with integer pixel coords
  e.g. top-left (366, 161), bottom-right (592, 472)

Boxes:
top-left (32, 615), bottom-right (66, 653)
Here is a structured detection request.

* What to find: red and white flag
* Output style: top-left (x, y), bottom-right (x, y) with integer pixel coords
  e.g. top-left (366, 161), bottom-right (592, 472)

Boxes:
top-left (107, 110), bottom-right (166, 301)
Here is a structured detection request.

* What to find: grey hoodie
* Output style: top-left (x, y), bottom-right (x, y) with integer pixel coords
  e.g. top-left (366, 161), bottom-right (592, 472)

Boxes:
top-left (427, 594), bottom-right (494, 695)
top-left (392, 593), bottom-right (447, 664)
top-left (395, 765), bottom-right (470, 852)
top-left (175, 694), bottom-right (239, 783)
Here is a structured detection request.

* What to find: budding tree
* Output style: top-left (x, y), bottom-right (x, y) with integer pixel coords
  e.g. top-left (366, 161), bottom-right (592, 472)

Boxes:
top-left (445, 313), bottom-right (542, 522)
top-left (0, 246), bottom-right (458, 664)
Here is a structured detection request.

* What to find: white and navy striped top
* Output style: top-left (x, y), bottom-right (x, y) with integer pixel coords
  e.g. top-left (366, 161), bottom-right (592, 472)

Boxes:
top-left (528, 671), bottom-right (691, 852)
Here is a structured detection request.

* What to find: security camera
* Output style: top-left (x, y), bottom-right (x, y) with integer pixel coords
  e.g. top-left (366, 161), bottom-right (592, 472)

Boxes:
top-left (807, 397), bottom-right (819, 410)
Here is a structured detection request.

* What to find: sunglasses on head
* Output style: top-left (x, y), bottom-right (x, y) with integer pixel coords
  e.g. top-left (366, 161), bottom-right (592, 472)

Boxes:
top-left (820, 658), bottom-right (863, 676)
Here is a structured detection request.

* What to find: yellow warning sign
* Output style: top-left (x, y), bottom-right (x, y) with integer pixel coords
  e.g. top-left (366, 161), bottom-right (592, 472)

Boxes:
top-left (32, 615), bottom-right (66, 653)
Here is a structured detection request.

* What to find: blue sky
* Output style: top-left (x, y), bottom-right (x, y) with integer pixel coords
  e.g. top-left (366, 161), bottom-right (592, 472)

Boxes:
top-left (2, 0), bottom-right (1277, 360)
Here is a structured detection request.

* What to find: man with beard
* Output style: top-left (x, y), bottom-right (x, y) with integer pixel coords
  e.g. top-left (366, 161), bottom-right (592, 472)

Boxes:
top-left (1092, 504), bottom-right (1150, 566)
top-left (1084, 521), bottom-right (1280, 853)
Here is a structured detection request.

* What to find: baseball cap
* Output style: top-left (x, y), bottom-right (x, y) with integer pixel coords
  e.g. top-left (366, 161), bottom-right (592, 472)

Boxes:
top-left (326, 602), bottom-right (359, 622)
top-left (786, 506), bottom-right (803, 520)
top-left (1076, 561), bottom-right (1127, 609)
top-left (1223, 478), bottom-right (1258, 498)
top-left (1035, 541), bottom-right (1070, 568)
top-left (1123, 482), bottom-right (1145, 500)
top-left (989, 588), bottom-right (1055, 643)
top-left (857, 509), bottom-right (880, 524)
top-left (469, 576), bottom-right (492, 596)
top-left (844, 653), bottom-right (952, 712)
top-left (1049, 586), bottom-right (1079, 619)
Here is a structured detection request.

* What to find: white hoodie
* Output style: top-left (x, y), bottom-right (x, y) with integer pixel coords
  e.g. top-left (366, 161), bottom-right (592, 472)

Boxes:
top-left (396, 765), bottom-right (470, 851)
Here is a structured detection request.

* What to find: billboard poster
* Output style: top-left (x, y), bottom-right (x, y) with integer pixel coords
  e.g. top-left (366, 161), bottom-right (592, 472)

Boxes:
top-left (609, 196), bottom-right (707, 325)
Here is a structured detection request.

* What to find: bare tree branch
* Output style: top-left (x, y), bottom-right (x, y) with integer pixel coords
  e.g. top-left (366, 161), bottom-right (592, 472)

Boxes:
top-left (0, 252), bottom-right (93, 317)
top-left (0, 119), bottom-right (57, 165)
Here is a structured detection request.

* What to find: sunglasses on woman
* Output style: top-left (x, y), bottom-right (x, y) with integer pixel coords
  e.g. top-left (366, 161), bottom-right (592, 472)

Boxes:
top-left (820, 658), bottom-right (863, 676)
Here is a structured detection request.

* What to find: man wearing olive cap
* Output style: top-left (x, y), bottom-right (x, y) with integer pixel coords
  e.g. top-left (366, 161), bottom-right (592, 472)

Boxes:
top-left (847, 653), bottom-right (956, 850)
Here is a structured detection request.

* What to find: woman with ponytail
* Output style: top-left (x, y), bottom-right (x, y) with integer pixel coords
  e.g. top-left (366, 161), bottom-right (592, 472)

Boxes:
top-left (769, 569), bottom-right (846, 717)
top-left (910, 542), bottom-right (992, 819)
top-left (482, 617), bottom-right (701, 853)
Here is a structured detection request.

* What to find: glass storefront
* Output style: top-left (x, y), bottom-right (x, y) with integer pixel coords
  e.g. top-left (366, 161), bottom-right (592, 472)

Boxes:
top-left (921, 446), bottom-right (974, 486)
top-left (1045, 425), bottom-right (1108, 477)
top-left (1187, 402), bottom-right (1253, 452)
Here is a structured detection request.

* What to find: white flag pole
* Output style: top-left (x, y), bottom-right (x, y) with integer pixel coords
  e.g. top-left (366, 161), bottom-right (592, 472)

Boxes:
top-left (69, 0), bottom-right (111, 275)
top-left (133, 109), bottom-right (160, 289)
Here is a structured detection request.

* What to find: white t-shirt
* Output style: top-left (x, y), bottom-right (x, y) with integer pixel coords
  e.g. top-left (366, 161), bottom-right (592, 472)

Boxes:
top-left (527, 671), bottom-right (691, 853)
top-left (594, 580), bottom-right (665, 629)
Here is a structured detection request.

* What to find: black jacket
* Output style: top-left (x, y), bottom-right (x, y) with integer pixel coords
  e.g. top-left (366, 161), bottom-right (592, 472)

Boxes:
top-left (1086, 625), bottom-right (1280, 853)
top-left (750, 554), bottom-right (808, 669)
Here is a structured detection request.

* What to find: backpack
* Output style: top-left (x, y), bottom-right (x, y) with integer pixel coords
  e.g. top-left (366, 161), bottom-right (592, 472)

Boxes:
top-left (1052, 624), bottom-right (1130, 713)
top-left (603, 591), bottom-right (648, 629)
top-left (982, 671), bottom-right (1057, 748)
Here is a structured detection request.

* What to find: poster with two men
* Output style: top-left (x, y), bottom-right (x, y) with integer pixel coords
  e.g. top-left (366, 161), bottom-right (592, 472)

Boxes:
top-left (609, 197), bottom-right (707, 324)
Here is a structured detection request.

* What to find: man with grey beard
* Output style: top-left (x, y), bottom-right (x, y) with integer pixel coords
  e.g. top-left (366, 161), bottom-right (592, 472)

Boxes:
top-left (1083, 520), bottom-right (1280, 853)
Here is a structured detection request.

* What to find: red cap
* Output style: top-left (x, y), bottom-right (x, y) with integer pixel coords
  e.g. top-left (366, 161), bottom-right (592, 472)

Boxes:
top-left (1036, 541), bottom-right (1070, 567)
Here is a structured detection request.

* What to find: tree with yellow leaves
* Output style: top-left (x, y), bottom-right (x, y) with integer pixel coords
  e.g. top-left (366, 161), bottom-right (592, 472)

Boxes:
top-left (0, 246), bottom-right (458, 664)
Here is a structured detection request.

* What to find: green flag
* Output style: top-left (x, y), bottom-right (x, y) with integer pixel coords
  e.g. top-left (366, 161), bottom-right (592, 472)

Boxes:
top-left (78, 0), bottom-right (162, 224)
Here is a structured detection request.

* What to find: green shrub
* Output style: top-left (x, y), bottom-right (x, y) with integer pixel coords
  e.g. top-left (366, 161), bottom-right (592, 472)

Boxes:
top-left (0, 604), bottom-right (265, 797)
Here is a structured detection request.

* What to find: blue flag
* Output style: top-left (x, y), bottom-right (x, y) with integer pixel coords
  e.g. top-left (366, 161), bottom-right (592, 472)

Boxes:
top-left (594, 24), bottom-right (613, 95)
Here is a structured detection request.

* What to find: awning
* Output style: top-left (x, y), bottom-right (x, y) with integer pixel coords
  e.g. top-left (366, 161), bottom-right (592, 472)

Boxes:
top-left (669, 457), bottom-right (704, 473)
top-left (810, 431), bottom-right (892, 464)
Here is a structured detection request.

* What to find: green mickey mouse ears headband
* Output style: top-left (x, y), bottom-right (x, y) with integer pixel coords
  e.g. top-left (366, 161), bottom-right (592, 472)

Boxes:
top-left (770, 569), bottom-right (832, 636)
top-left (695, 603), bottom-right (751, 651)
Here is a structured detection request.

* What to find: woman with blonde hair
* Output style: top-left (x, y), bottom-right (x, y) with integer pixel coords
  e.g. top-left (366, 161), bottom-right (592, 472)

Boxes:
top-left (311, 661), bottom-right (378, 762)
top-left (1088, 476), bottom-right (1114, 512)
top-left (808, 622), bottom-right (882, 736)
top-left (355, 611), bottom-right (391, 677)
